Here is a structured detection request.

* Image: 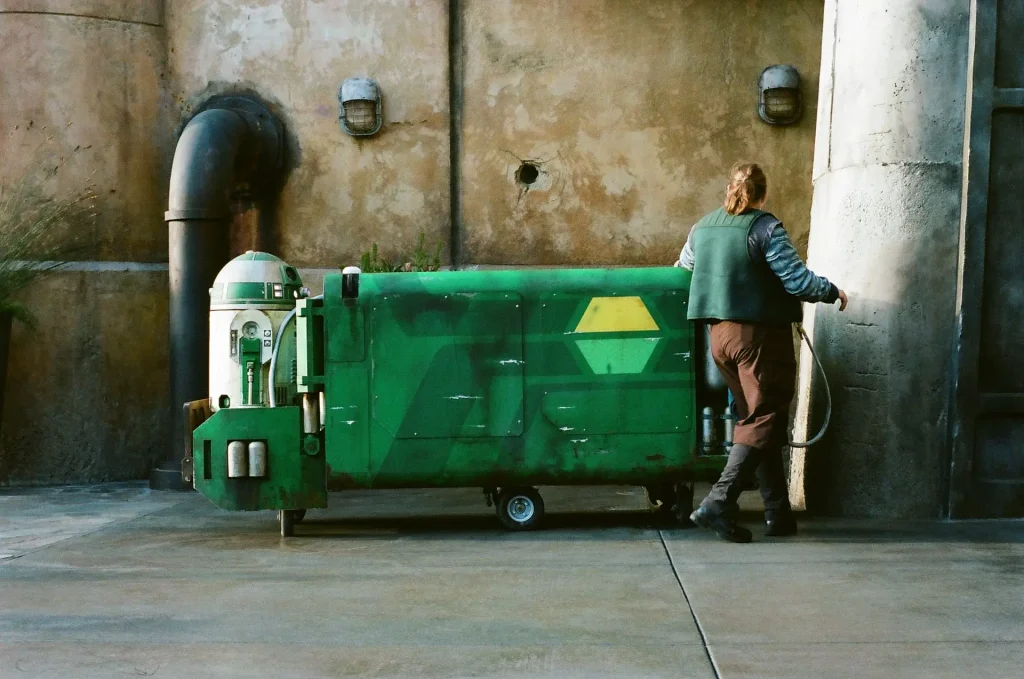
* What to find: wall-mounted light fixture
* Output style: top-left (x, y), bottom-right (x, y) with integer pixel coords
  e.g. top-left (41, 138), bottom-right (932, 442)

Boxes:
top-left (758, 65), bottom-right (802, 125)
top-left (338, 78), bottom-right (383, 137)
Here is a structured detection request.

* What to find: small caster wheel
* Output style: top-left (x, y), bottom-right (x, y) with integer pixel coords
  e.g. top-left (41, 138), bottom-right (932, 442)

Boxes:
top-left (645, 483), bottom-right (675, 514)
top-left (277, 509), bottom-right (307, 524)
top-left (669, 483), bottom-right (696, 529)
top-left (496, 487), bottom-right (544, 531)
top-left (279, 509), bottom-right (303, 537)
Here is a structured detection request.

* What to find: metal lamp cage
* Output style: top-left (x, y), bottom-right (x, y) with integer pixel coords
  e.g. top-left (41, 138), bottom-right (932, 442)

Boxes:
top-left (339, 78), bottom-right (383, 137)
top-left (757, 65), bottom-right (802, 126)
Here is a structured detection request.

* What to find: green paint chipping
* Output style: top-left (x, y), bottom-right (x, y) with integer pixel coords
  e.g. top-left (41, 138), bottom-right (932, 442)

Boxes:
top-left (575, 337), bottom-right (660, 375)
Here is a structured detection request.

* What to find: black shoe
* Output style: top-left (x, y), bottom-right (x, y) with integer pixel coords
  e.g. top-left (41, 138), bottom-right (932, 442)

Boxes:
top-left (689, 507), bottom-right (753, 544)
top-left (764, 515), bottom-right (797, 537)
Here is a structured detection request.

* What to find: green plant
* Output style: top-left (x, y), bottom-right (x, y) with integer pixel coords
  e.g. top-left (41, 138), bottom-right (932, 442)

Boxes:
top-left (359, 242), bottom-right (402, 273)
top-left (0, 125), bottom-right (95, 327)
top-left (358, 232), bottom-right (444, 274)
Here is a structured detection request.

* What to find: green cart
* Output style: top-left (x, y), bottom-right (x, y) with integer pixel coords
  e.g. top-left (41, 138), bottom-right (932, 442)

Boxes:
top-left (185, 260), bottom-right (730, 535)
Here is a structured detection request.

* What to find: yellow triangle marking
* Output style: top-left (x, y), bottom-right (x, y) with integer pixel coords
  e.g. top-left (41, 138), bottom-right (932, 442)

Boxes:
top-left (574, 296), bottom-right (659, 333)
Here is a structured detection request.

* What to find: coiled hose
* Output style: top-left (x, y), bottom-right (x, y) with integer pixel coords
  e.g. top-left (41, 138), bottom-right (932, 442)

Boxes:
top-left (788, 323), bottom-right (831, 448)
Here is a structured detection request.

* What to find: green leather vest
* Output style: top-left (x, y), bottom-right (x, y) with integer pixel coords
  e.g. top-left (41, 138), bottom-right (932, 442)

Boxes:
top-left (686, 208), bottom-right (801, 324)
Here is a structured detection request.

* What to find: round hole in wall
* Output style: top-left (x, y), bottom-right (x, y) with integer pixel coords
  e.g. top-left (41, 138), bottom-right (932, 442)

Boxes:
top-left (516, 162), bottom-right (540, 186)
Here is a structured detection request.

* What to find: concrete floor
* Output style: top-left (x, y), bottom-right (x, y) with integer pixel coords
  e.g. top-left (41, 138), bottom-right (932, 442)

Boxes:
top-left (1, 484), bottom-right (1022, 679)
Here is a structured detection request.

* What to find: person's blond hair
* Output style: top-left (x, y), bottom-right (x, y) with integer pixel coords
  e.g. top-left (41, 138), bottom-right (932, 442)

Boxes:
top-left (724, 163), bottom-right (768, 215)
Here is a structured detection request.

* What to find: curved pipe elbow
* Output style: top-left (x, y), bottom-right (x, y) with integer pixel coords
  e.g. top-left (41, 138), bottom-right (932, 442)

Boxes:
top-left (165, 108), bottom-right (250, 223)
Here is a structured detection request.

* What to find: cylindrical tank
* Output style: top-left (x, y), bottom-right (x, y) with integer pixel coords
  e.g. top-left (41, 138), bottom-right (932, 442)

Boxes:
top-left (209, 251), bottom-right (306, 411)
top-left (247, 441), bottom-right (268, 478)
top-left (227, 441), bottom-right (248, 478)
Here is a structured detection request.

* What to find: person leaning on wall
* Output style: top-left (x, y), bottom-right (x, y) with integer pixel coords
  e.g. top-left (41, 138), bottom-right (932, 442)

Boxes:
top-left (675, 163), bottom-right (848, 543)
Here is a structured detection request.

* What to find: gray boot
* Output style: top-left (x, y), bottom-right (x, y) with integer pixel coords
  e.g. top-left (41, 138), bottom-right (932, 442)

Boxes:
top-left (699, 443), bottom-right (762, 519)
top-left (691, 443), bottom-right (761, 543)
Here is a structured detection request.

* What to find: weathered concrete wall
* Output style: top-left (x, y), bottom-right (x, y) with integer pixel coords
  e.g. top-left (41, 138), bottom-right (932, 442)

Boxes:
top-left (0, 269), bottom-right (170, 484)
top-left (166, 0), bottom-right (451, 268)
top-left (1, 0), bottom-right (828, 485)
top-left (460, 0), bottom-right (824, 265)
top-left (0, 1), bottom-right (161, 25)
top-left (0, 3), bottom-right (171, 485)
top-left (0, 3), bottom-right (169, 261)
top-left (792, 0), bottom-right (969, 517)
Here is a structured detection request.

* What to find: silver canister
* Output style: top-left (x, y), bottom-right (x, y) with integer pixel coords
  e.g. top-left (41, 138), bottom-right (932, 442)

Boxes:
top-left (227, 441), bottom-right (248, 478)
top-left (701, 407), bottom-right (716, 451)
top-left (248, 441), bottom-right (268, 478)
top-left (722, 411), bottom-right (735, 449)
top-left (302, 393), bottom-right (320, 434)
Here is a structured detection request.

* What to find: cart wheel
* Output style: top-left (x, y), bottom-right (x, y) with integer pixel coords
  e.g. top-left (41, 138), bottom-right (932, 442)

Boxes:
top-left (669, 484), bottom-right (696, 529)
top-left (645, 483), bottom-right (675, 513)
top-left (277, 509), bottom-right (307, 524)
top-left (279, 509), bottom-right (301, 537)
top-left (496, 487), bottom-right (544, 531)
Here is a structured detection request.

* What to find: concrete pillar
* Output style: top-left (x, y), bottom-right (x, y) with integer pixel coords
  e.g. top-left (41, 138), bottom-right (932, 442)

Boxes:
top-left (792, 0), bottom-right (970, 517)
top-left (0, 2), bottom-right (172, 484)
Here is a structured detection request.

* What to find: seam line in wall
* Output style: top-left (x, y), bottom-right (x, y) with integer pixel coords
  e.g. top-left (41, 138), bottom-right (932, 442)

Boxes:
top-left (821, 160), bottom-right (961, 176)
top-left (9, 261), bottom-right (169, 272)
top-left (825, 0), bottom-right (840, 174)
top-left (0, 10), bottom-right (161, 28)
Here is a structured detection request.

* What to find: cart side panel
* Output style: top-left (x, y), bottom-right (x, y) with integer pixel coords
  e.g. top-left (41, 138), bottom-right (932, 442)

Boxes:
top-left (321, 268), bottom-right (700, 489)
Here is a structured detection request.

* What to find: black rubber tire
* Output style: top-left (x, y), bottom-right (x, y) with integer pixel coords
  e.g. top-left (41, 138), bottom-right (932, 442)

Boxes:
top-left (496, 487), bottom-right (545, 531)
top-left (649, 483), bottom-right (695, 528)
top-left (645, 483), bottom-right (675, 513)
top-left (669, 483), bottom-right (696, 528)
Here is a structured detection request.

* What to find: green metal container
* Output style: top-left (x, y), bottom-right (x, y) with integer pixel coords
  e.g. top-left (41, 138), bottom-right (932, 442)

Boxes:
top-left (192, 266), bottom-right (727, 533)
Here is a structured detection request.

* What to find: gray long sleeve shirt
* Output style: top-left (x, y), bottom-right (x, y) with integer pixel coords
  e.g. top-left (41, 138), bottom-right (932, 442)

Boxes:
top-left (675, 216), bottom-right (837, 303)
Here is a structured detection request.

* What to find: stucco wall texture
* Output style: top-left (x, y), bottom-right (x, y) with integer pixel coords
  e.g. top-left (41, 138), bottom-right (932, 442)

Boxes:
top-left (461, 0), bottom-right (824, 265)
top-left (164, 0), bottom-right (823, 267)
top-left (166, 0), bottom-right (452, 268)
top-left (0, 0), bottom-right (824, 485)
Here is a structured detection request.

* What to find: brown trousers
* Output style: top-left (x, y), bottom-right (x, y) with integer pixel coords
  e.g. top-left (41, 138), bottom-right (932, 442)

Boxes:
top-left (700, 321), bottom-right (797, 518)
top-left (710, 321), bottom-right (796, 450)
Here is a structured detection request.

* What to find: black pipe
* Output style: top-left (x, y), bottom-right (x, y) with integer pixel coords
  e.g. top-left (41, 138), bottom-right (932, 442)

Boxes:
top-left (150, 98), bottom-right (282, 490)
top-left (448, 0), bottom-right (464, 268)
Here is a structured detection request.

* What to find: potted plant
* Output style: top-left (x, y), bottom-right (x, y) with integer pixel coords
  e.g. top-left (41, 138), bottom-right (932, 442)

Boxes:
top-left (0, 126), bottom-right (95, 425)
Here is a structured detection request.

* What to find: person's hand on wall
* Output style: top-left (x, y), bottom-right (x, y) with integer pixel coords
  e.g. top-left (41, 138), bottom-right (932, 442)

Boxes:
top-left (837, 289), bottom-right (849, 311)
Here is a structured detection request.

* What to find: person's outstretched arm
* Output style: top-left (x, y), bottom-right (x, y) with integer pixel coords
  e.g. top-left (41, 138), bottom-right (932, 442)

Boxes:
top-left (764, 224), bottom-right (848, 310)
